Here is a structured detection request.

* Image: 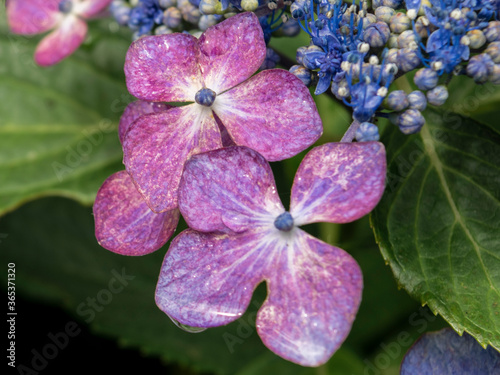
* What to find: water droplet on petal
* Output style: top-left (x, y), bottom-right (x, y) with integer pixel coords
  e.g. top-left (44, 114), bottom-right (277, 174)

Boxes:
top-left (169, 317), bottom-right (207, 333)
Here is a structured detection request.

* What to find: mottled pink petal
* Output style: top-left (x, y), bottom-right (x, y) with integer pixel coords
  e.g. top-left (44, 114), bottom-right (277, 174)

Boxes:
top-left (290, 142), bottom-right (386, 225)
top-left (34, 15), bottom-right (87, 66)
top-left (257, 230), bottom-right (362, 367)
top-left (179, 146), bottom-right (283, 233)
top-left (213, 70), bottom-right (323, 161)
top-left (155, 229), bottom-right (273, 327)
top-left (119, 100), bottom-right (173, 144)
top-left (93, 171), bottom-right (179, 255)
top-left (7, 0), bottom-right (61, 35)
top-left (198, 12), bottom-right (266, 94)
top-left (124, 33), bottom-right (203, 102)
top-left (123, 105), bottom-right (221, 213)
top-left (74, 0), bottom-right (113, 18)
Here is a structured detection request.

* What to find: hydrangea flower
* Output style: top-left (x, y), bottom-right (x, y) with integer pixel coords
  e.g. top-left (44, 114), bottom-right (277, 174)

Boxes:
top-left (155, 143), bottom-right (387, 366)
top-left (7, 0), bottom-right (112, 66)
top-left (122, 12), bottom-right (322, 214)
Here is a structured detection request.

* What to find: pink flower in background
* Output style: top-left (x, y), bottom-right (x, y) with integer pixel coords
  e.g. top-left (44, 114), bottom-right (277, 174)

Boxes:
top-left (122, 12), bottom-right (323, 214)
top-left (155, 143), bottom-right (387, 366)
top-left (7, 0), bottom-right (112, 66)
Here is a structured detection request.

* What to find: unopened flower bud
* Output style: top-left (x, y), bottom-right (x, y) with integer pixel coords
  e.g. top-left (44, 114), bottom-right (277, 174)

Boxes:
top-left (426, 85), bottom-right (449, 106)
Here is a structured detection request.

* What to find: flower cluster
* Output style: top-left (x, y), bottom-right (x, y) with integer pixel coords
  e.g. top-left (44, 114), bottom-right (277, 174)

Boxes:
top-left (288, 0), bottom-right (500, 139)
top-left (91, 11), bottom-right (388, 366)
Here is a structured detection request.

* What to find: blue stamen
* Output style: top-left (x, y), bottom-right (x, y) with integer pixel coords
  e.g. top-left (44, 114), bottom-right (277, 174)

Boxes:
top-left (274, 212), bottom-right (294, 232)
top-left (195, 88), bottom-right (216, 107)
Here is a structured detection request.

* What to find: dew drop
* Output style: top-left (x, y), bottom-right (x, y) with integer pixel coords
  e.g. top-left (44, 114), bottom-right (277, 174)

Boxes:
top-left (169, 317), bottom-right (207, 333)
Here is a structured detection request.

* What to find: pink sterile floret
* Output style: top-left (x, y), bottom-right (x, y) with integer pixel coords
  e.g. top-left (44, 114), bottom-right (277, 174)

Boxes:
top-left (155, 143), bottom-right (387, 366)
top-left (7, 0), bottom-right (112, 66)
top-left (122, 12), bottom-right (323, 214)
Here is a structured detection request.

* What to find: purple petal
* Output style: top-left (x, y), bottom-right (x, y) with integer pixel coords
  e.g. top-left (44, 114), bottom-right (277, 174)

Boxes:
top-left (123, 105), bottom-right (221, 213)
top-left (178, 146), bottom-right (283, 233)
top-left (93, 171), bottom-right (179, 255)
top-left (124, 33), bottom-right (203, 102)
top-left (7, 0), bottom-right (60, 35)
top-left (155, 228), bottom-right (271, 327)
top-left (257, 230), bottom-right (362, 367)
top-left (119, 100), bottom-right (173, 144)
top-left (214, 69), bottom-right (323, 161)
top-left (198, 12), bottom-right (266, 93)
top-left (74, 0), bottom-right (113, 18)
top-left (34, 15), bottom-right (87, 66)
top-left (290, 142), bottom-right (386, 225)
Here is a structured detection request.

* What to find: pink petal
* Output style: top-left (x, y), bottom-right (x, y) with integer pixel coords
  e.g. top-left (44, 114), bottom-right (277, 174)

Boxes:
top-left (257, 230), bottom-right (363, 367)
top-left (213, 69), bottom-right (323, 161)
top-left (7, 0), bottom-right (61, 35)
top-left (123, 105), bottom-right (221, 213)
top-left (178, 146), bottom-right (283, 233)
top-left (155, 229), bottom-right (272, 327)
top-left (34, 15), bottom-right (87, 66)
top-left (124, 33), bottom-right (203, 102)
top-left (198, 12), bottom-right (266, 94)
top-left (290, 142), bottom-right (387, 225)
top-left (119, 100), bottom-right (173, 144)
top-left (74, 0), bottom-right (113, 18)
top-left (93, 171), bottom-right (179, 255)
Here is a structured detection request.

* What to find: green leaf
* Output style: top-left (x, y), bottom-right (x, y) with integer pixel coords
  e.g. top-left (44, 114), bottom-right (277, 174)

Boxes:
top-left (371, 108), bottom-right (500, 350)
top-left (0, 197), bottom-right (366, 374)
top-left (0, 17), bottom-right (130, 216)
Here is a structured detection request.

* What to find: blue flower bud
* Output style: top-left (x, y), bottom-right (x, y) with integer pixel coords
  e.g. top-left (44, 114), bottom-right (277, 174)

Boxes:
top-left (154, 25), bottom-right (172, 34)
top-left (364, 22), bottom-right (391, 48)
top-left (486, 41), bottom-right (500, 63)
top-left (407, 90), bottom-right (427, 111)
top-left (398, 30), bottom-right (418, 49)
top-left (180, 2), bottom-right (200, 23)
top-left (363, 14), bottom-right (378, 29)
top-left (414, 68), bottom-right (439, 90)
top-left (426, 85), bottom-right (448, 106)
top-left (296, 46), bottom-right (307, 65)
top-left (386, 90), bottom-right (409, 111)
top-left (356, 122), bottom-right (380, 142)
top-left (381, 0), bottom-right (403, 8)
top-left (389, 12), bottom-right (411, 33)
top-left (466, 54), bottom-right (495, 83)
top-left (414, 16), bottom-right (429, 39)
top-left (485, 21), bottom-right (500, 42)
top-left (397, 48), bottom-right (421, 72)
top-left (198, 0), bottom-right (221, 15)
top-left (290, 65), bottom-right (313, 87)
top-left (467, 30), bottom-right (487, 49)
top-left (281, 19), bottom-right (301, 37)
top-left (163, 7), bottom-right (182, 28)
top-left (110, 1), bottom-right (131, 26)
top-left (260, 48), bottom-right (280, 70)
top-left (375, 6), bottom-right (395, 23)
top-left (198, 14), bottom-right (221, 31)
top-left (394, 109), bottom-right (425, 134)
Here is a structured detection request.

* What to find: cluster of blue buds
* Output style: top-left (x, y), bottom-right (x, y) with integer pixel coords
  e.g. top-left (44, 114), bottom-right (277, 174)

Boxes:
top-left (288, 0), bottom-right (500, 140)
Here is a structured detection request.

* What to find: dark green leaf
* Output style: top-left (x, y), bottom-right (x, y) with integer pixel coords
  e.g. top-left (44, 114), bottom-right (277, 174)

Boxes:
top-left (371, 108), bottom-right (500, 350)
top-left (0, 17), bottom-right (129, 216)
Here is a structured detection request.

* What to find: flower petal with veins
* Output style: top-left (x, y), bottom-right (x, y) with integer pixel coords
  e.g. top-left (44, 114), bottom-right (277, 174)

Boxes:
top-left (290, 142), bottom-right (386, 225)
top-left (214, 70), bottom-right (323, 161)
top-left (125, 33), bottom-right (203, 102)
top-left (178, 147), bottom-right (283, 233)
top-left (123, 105), bottom-right (222, 213)
top-left (94, 171), bottom-right (179, 255)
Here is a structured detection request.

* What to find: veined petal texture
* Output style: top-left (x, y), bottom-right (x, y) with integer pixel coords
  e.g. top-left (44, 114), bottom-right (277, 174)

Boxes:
top-left (290, 142), bottom-right (386, 225)
top-left (257, 229), bottom-right (362, 367)
top-left (178, 146), bottom-right (283, 233)
top-left (93, 171), bottom-right (179, 255)
top-left (122, 105), bottom-right (221, 213)
top-left (198, 12), bottom-right (266, 94)
top-left (214, 70), bottom-right (323, 161)
top-left (156, 229), bottom-right (269, 327)
top-left (125, 33), bottom-right (203, 102)
top-left (119, 100), bottom-right (173, 144)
